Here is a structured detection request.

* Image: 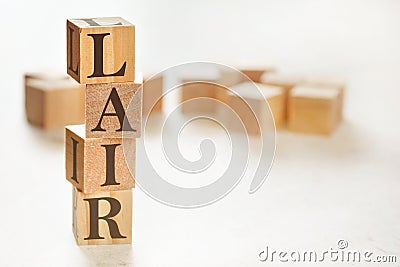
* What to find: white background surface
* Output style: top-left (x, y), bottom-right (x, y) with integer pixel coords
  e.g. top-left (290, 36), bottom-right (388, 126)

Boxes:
top-left (1, 0), bottom-right (400, 266)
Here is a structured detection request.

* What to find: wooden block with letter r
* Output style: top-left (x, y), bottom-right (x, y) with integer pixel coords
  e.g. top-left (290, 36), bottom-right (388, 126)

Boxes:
top-left (67, 17), bottom-right (135, 84)
top-left (85, 74), bottom-right (143, 139)
top-left (73, 187), bottom-right (132, 245)
top-left (65, 125), bottom-right (136, 193)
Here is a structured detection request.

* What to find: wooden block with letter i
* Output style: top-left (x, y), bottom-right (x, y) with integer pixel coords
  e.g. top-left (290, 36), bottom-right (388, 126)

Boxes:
top-left (67, 17), bottom-right (135, 84)
top-left (73, 187), bottom-right (132, 245)
top-left (65, 125), bottom-right (136, 193)
top-left (85, 74), bottom-right (143, 139)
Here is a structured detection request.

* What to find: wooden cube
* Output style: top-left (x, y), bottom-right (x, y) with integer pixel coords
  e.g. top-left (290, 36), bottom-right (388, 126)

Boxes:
top-left (65, 125), bottom-right (136, 193)
top-left (260, 72), bottom-right (305, 118)
top-left (73, 187), bottom-right (132, 245)
top-left (67, 17), bottom-right (135, 84)
top-left (25, 77), bottom-right (85, 129)
top-left (301, 76), bottom-right (345, 122)
top-left (24, 71), bottom-right (70, 84)
top-left (180, 80), bottom-right (220, 113)
top-left (240, 67), bottom-right (275, 83)
top-left (85, 74), bottom-right (143, 139)
top-left (260, 72), bottom-right (304, 92)
top-left (227, 82), bottom-right (285, 135)
top-left (216, 69), bottom-right (246, 105)
top-left (143, 73), bottom-right (163, 115)
top-left (288, 85), bottom-right (340, 135)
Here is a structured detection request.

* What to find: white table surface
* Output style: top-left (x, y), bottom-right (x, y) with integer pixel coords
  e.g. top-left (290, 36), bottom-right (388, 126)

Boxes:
top-left (1, 64), bottom-right (399, 267)
top-left (1, 0), bottom-right (400, 265)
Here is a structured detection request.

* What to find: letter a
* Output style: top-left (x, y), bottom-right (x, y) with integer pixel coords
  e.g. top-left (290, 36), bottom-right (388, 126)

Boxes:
top-left (91, 88), bottom-right (135, 132)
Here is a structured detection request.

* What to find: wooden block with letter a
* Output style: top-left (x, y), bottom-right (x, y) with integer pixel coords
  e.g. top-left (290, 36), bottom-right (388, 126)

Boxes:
top-left (227, 82), bottom-right (285, 135)
top-left (85, 74), bottom-right (143, 139)
top-left (65, 125), bottom-right (135, 193)
top-left (25, 77), bottom-right (85, 128)
top-left (288, 85), bottom-right (340, 135)
top-left (67, 17), bottom-right (135, 84)
top-left (143, 73), bottom-right (163, 115)
top-left (73, 187), bottom-right (132, 245)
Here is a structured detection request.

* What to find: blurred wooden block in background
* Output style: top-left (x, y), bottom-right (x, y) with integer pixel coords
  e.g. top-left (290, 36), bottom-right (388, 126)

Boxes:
top-left (25, 76), bottom-right (85, 129)
top-left (24, 71), bottom-right (70, 83)
top-left (227, 82), bottom-right (285, 135)
top-left (67, 17), bottom-right (135, 84)
top-left (143, 73), bottom-right (163, 115)
top-left (288, 85), bottom-right (340, 135)
top-left (216, 69), bottom-right (246, 105)
top-left (301, 76), bottom-right (345, 122)
top-left (73, 187), bottom-right (132, 245)
top-left (65, 125), bottom-right (136, 193)
top-left (261, 72), bottom-right (305, 118)
top-left (180, 80), bottom-right (220, 113)
top-left (260, 72), bottom-right (304, 93)
top-left (85, 74), bottom-right (143, 139)
top-left (240, 67), bottom-right (276, 83)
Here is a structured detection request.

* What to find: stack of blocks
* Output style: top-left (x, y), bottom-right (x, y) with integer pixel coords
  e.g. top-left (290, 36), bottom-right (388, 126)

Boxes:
top-left (64, 17), bottom-right (142, 245)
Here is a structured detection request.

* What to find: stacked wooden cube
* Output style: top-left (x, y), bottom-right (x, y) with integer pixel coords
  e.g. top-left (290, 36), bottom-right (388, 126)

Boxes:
top-left (64, 17), bottom-right (142, 245)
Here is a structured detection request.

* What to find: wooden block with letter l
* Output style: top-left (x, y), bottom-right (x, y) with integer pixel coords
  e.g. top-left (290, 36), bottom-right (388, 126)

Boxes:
top-left (25, 77), bottom-right (85, 128)
top-left (65, 125), bottom-right (136, 193)
top-left (73, 187), bottom-right (132, 245)
top-left (288, 85), bottom-right (340, 135)
top-left (67, 17), bottom-right (135, 84)
top-left (227, 82), bottom-right (285, 135)
top-left (85, 74), bottom-right (143, 139)
top-left (143, 73), bottom-right (163, 115)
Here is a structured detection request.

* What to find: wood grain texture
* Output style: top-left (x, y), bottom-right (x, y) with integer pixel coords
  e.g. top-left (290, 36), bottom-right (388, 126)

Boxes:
top-left (216, 69), bottom-right (247, 105)
top-left (143, 74), bottom-right (163, 115)
top-left (288, 86), bottom-right (340, 135)
top-left (67, 17), bottom-right (135, 84)
top-left (85, 78), bottom-right (142, 139)
top-left (227, 82), bottom-right (285, 135)
top-left (300, 76), bottom-right (345, 122)
top-left (260, 73), bottom-right (305, 119)
top-left (65, 125), bottom-right (136, 193)
top-left (25, 78), bottom-right (85, 128)
top-left (73, 187), bottom-right (132, 245)
top-left (180, 80), bottom-right (220, 113)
